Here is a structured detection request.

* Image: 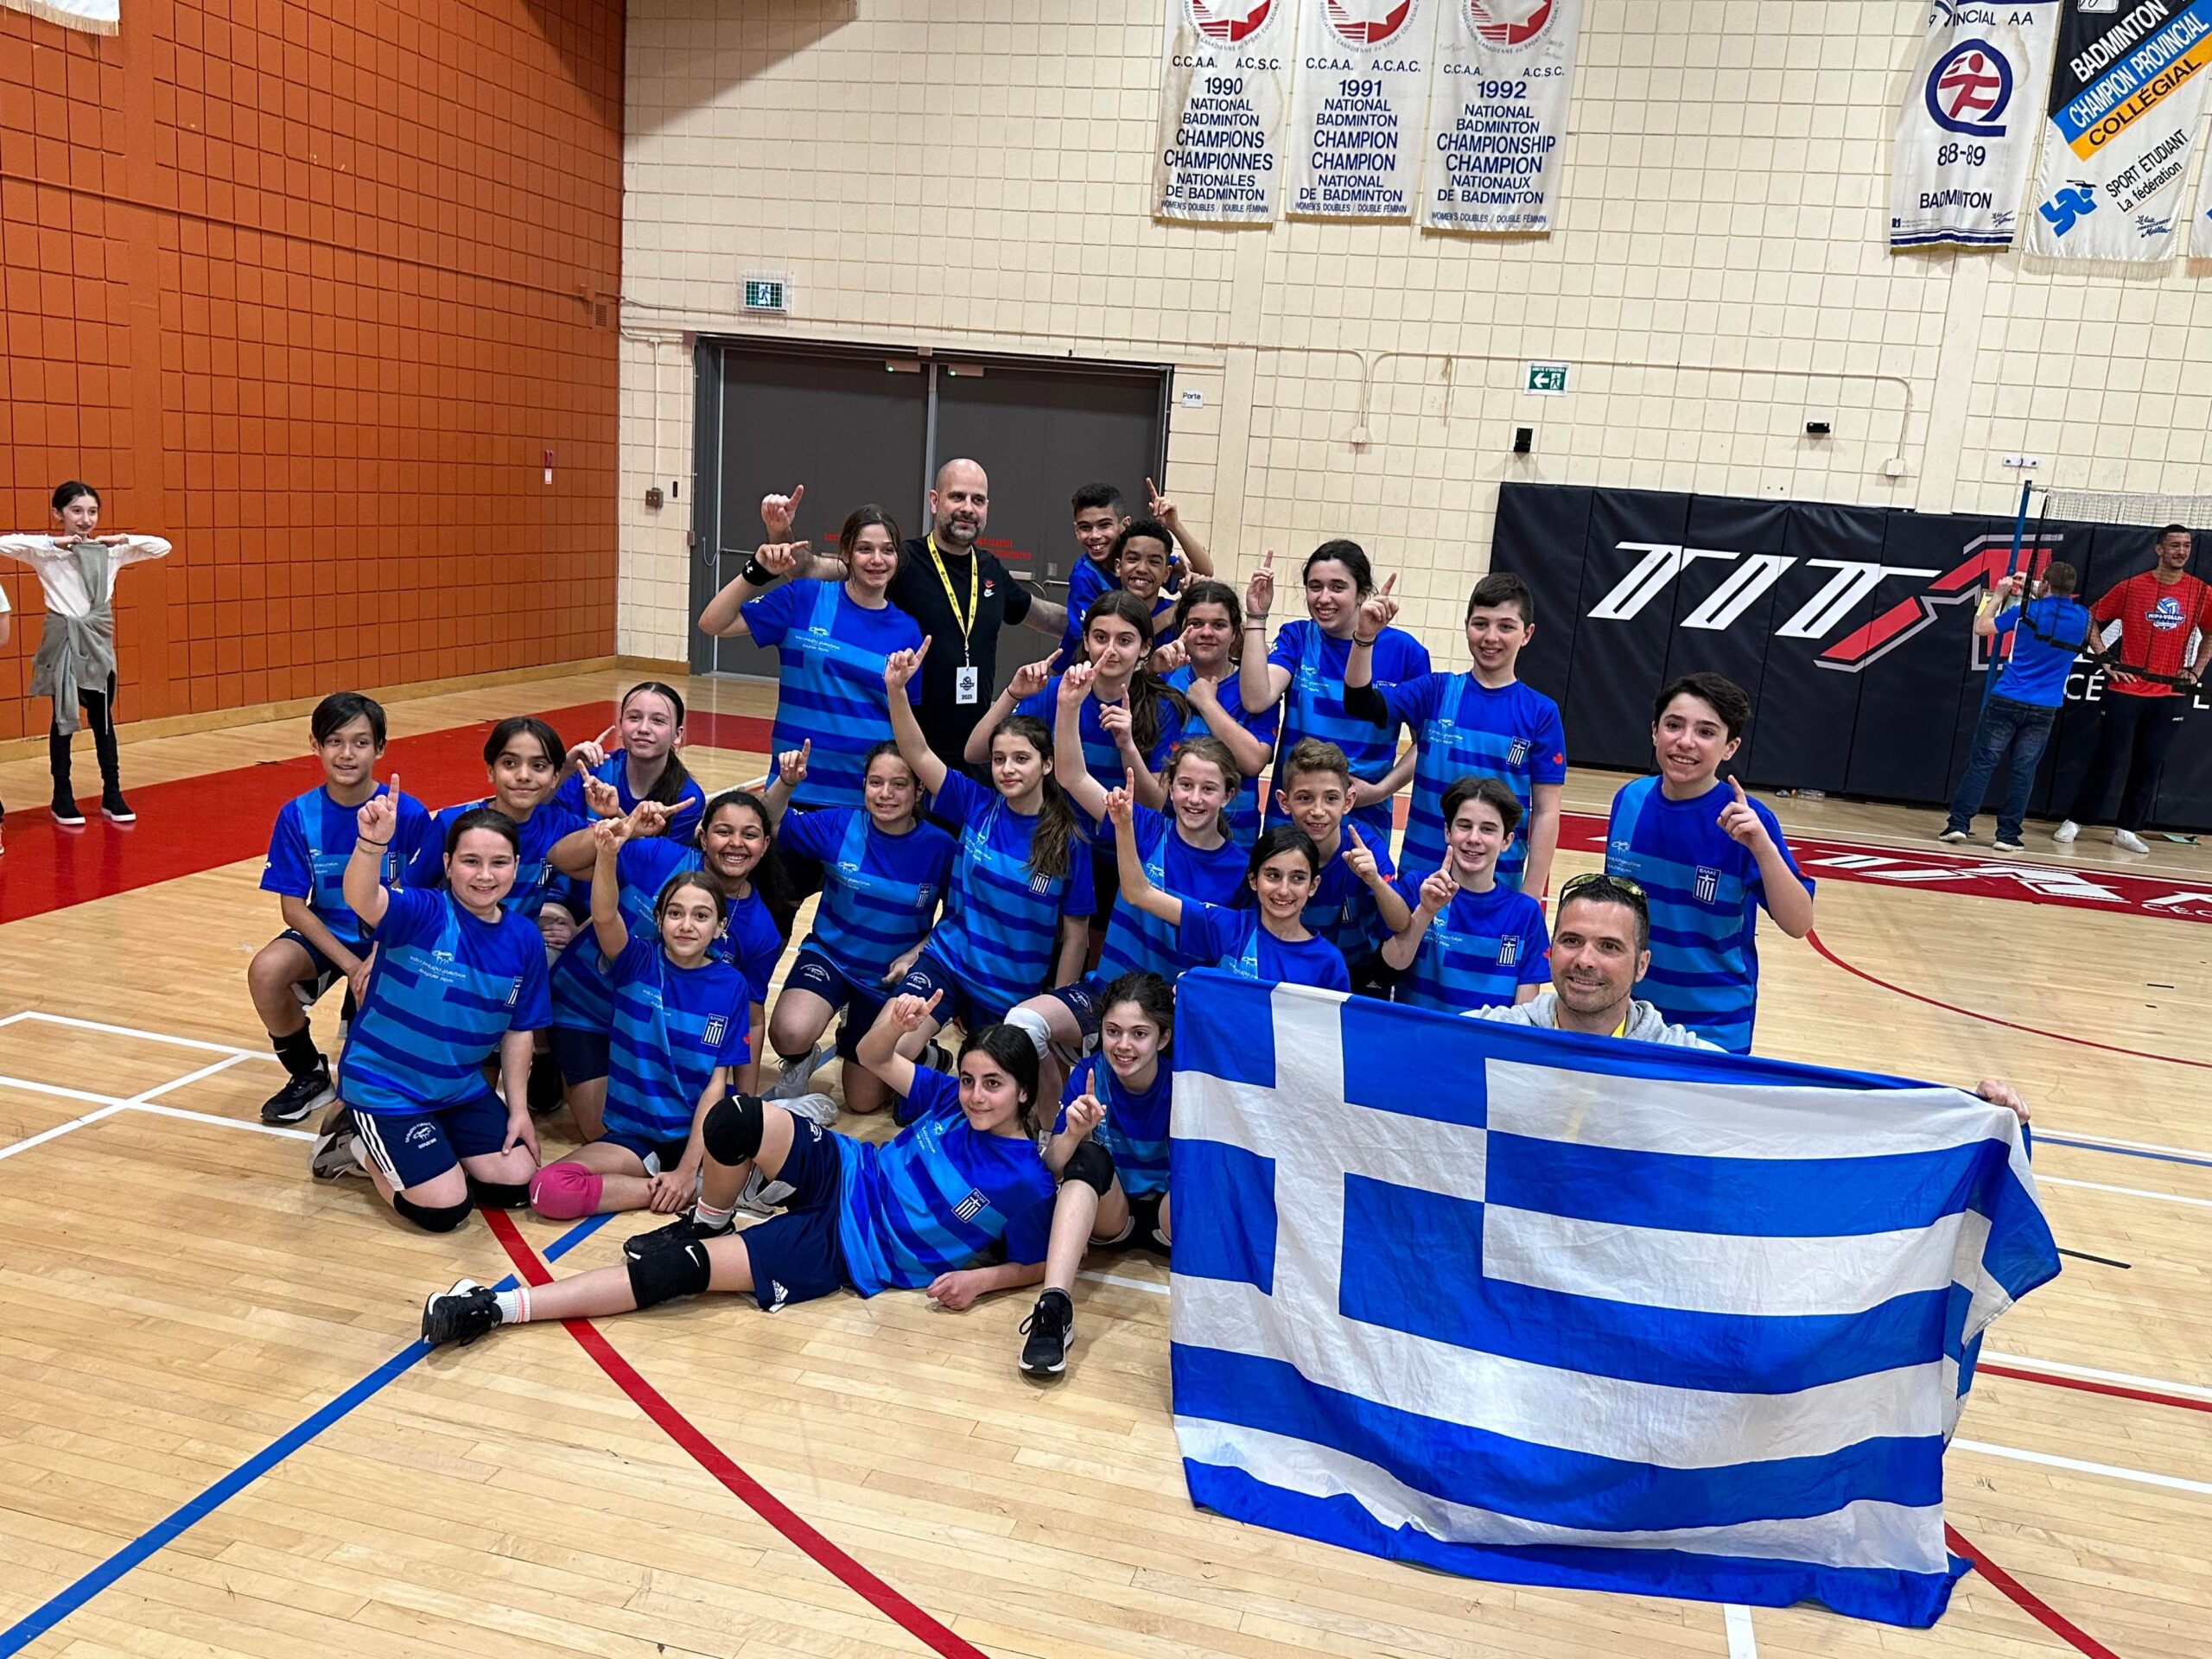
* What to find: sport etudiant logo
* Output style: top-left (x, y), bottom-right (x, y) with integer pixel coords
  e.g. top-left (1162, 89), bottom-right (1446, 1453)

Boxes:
top-left (1468, 0), bottom-right (1552, 47)
top-left (1325, 0), bottom-right (1414, 46)
top-left (1190, 0), bottom-right (1274, 43)
top-left (1926, 40), bottom-right (2012, 136)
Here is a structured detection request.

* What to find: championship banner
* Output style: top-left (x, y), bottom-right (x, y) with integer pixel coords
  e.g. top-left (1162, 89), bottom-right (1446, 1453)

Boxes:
top-left (1157, 0), bottom-right (1293, 223)
top-left (1419, 0), bottom-right (1581, 233)
top-left (1288, 0), bottom-right (1436, 219)
top-left (2024, 0), bottom-right (2212, 257)
top-left (1170, 975), bottom-right (2057, 1627)
top-left (1, 0), bottom-right (118, 31)
top-left (1889, 0), bottom-right (2062, 248)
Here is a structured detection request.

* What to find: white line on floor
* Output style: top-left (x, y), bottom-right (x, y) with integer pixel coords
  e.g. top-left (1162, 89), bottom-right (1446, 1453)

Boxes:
top-left (8, 1009), bottom-right (269, 1058)
top-left (0, 1103), bottom-right (128, 1163)
top-left (129, 1099), bottom-right (313, 1141)
top-left (130, 1052), bottom-right (253, 1103)
top-left (1722, 1603), bottom-right (1758, 1659)
top-left (2039, 1126), bottom-right (2212, 1161)
top-left (2038, 1173), bottom-right (2212, 1210)
top-left (1954, 1438), bottom-right (2212, 1497)
top-left (1078, 1270), bottom-right (1170, 1296)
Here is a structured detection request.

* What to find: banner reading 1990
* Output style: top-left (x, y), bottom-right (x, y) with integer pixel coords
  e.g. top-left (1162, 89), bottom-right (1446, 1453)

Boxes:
top-left (1157, 0), bottom-right (1294, 223)
top-left (1288, 0), bottom-right (1437, 219)
top-left (1420, 0), bottom-right (1581, 233)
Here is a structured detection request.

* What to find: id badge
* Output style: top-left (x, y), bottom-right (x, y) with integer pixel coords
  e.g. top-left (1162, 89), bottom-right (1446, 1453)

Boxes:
top-left (956, 664), bottom-right (981, 704)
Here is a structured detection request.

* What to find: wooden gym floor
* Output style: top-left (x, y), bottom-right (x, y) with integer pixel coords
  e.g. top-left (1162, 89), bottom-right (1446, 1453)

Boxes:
top-left (0, 667), bottom-right (2206, 1659)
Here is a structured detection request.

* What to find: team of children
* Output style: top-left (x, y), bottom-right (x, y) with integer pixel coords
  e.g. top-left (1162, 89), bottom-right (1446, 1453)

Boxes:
top-left (232, 482), bottom-right (1815, 1377)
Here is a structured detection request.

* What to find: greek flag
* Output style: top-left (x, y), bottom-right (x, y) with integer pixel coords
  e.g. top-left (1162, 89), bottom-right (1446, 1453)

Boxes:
top-left (1168, 973), bottom-right (2058, 1628)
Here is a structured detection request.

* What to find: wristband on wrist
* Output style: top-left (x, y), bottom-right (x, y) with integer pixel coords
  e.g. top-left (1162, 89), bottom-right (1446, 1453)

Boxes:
top-left (741, 556), bottom-right (775, 585)
top-left (355, 837), bottom-right (392, 850)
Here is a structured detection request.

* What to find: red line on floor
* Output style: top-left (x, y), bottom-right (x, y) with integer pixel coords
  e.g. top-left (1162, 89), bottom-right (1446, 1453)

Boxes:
top-left (0, 700), bottom-right (773, 925)
top-left (478, 1208), bottom-right (990, 1659)
top-left (1977, 1362), bottom-right (2212, 1416)
top-left (1805, 928), bottom-right (2212, 1071)
top-left (1946, 1527), bottom-right (2120, 1659)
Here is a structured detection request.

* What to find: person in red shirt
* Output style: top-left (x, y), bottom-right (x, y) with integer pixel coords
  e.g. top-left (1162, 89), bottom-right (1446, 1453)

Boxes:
top-left (2056, 525), bottom-right (2211, 853)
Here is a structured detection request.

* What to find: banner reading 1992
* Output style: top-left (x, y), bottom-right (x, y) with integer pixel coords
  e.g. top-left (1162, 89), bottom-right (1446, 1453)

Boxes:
top-left (2024, 0), bottom-right (2212, 258)
top-left (1158, 0), bottom-right (1294, 223)
top-left (1288, 0), bottom-right (1436, 219)
top-left (1419, 0), bottom-right (1581, 233)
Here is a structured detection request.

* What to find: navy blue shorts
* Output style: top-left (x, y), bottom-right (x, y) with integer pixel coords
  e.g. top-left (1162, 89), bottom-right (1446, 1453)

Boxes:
top-left (550, 1024), bottom-right (611, 1085)
top-left (598, 1128), bottom-right (692, 1172)
top-left (738, 1113), bottom-right (850, 1312)
top-left (1044, 976), bottom-right (1107, 1040)
top-left (352, 1091), bottom-right (511, 1192)
top-left (785, 944), bottom-right (889, 1061)
top-left (276, 930), bottom-right (359, 1020)
top-left (898, 949), bottom-right (1006, 1033)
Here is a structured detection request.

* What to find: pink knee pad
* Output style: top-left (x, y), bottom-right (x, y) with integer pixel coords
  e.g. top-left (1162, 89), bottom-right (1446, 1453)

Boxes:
top-left (528, 1161), bottom-right (602, 1220)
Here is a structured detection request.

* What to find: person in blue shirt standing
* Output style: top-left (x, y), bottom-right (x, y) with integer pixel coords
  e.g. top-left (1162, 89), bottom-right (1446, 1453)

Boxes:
top-left (409, 717), bottom-right (586, 940)
top-left (305, 798), bottom-right (551, 1233)
top-left (1382, 777), bottom-right (1550, 1014)
top-left (1342, 571), bottom-right (1567, 896)
top-left (1239, 539), bottom-right (1431, 849)
top-left (418, 995), bottom-right (1074, 1344)
top-left (1159, 579), bottom-right (1276, 844)
top-left (1941, 561), bottom-right (2094, 853)
top-left (247, 693), bottom-right (435, 1126)
top-left (552, 682), bottom-right (707, 844)
top-left (1603, 672), bottom-right (1816, 1054)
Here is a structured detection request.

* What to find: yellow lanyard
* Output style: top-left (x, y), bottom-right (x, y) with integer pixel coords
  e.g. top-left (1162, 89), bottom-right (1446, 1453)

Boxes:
top-left (927, 535), bottom-right (979, 661)
top-left (1608, 1014), bottom-right (1629, 1039)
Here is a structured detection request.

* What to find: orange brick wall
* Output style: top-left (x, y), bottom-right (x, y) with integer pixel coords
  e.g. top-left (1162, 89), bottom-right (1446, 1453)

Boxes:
top-left (0, 0), bottom-right (623, 740)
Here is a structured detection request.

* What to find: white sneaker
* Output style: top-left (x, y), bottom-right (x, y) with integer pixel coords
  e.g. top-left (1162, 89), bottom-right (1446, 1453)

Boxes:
top-left (777, 1090), bottom-right (839, 1128)
top-left (2113, 829), bottom-right (2150, 855)
top-left (1936, 829), bottom-right (1969, 844)
top-left (1992, 838), bottom-right (2026, 854)
top-left (763, 1041), bottom-right (830, 1102)
top-left (2052, 820), bottom-right (2080, 844)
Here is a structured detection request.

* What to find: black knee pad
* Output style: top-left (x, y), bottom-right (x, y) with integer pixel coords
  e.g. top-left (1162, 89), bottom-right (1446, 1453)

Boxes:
top-left (466, 1178), bottom-right (531, 1211)
top-left (626, 1240), bottom-right (712, 1309)
top-left (392, 1194), bottom-right (474, 1233)
top-left (526, 1050), bottom-right (565, 1113)
top-left (702, 1092), bottom-right (766, 1167)
top-left (1063, 1138), bottom-right (1116, 1198)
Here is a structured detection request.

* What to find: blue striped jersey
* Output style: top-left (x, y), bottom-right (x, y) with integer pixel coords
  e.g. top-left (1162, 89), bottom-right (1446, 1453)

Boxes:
top-left (338, 887), bottom-right (551, 1116)
top-left (1057, 1052), bottom-right (1173, 1198)
top-left (406, 798), bottom-right (588, 921)
top-left (778, 807), bottom-right (952, 988)
top-left (1057, 592), bottom-right (1179, 669)
top-left (1302, 832), bottom-right (1395, 966)
top-left (1380, 673), bottom-right (1566, 890)
top-left (835, 1066), bottom-right (1056, 1294)
top-left (1605, 775), bottom-right (1813, 1054)
top-left (1094, 803), bottom-right (1249, 982)
top-left (1016, 673), bottom-right (1184, 849)
top-left (1388, 874), bottom-right (1551, 1013)
top-left (1179, 900), bottom-right (1351, 991)
top-left (549, 838), bottom-right (783, 1033)
top-left (602, 936), bottom-right (749, 1145)
top-left (260, 785), bottom-right (435, 950)
top-left (744, 578), bottom-right (925, 810)
top-left (552, 754), bottom-right (706, 842)
top-left (1166, 664), bottom-right (1277, 844)
top-left (915, 771), bottom-right (1094, 1020)
top-left (1264, 620), bottom-right (1431, 846)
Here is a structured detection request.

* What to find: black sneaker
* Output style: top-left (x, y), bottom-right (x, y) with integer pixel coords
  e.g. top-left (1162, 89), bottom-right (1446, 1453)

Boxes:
top-left (308, 1102), bottom-right (363, 1180)
top-left (621, 1209), bottom-right (734, 1262)
top-left (50, 792), bottom-right (86, 828)
top-left (1018, 1289), bottom-right (1073, 1377)
top-left (421, 1278), bottom-right (502, 1347)
top-left (100, 789), bottom-right (135, 823)
top-left (263, 1067), bottom-right (334, 1124)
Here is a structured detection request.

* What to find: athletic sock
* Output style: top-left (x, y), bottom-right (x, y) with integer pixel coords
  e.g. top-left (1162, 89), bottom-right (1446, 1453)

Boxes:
top-left (272, 1027), bottom-right (324, 1079)
top-left (493, 1287), bottom-right (531, 1325)
top-left (694, 1198), bottom-right (737, 1230)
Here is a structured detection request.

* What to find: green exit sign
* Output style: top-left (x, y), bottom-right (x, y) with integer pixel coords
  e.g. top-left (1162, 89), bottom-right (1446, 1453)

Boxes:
top-left (1525, 361), bottom-right (1569, 395)
top-left (743, 277), bottom-right (789, 313)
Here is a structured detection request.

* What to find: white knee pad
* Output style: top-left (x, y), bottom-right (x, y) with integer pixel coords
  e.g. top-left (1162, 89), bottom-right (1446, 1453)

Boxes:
top-left (1005, 1005), bottom-right (1054, 1060)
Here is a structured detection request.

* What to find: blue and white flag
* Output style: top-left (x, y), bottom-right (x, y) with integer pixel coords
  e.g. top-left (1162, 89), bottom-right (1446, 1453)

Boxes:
top-left (1168, 973), bottom-right (2058, 1628)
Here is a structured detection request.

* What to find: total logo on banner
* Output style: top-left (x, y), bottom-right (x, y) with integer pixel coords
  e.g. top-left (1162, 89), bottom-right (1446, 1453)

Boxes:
top-left (1889, 0), bottom-right (2063, 249)
top-left (1287, 0), bottom-right (1437, 219)
top-left (1158, 0), bottom-right (1294, 223)
top-left (1418, 0), bottom-right (1582, 233)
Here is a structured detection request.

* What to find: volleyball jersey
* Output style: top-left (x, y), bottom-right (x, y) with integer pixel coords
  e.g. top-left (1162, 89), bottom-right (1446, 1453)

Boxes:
top-left (1094, 804), bottom-right (1249, 982)
top-left (2088, 570), bottom-right (2212, 697)
top-left (1379, 673), bottom-right (1566, 889)
top-left (338, 887), bottom-right (551, 1116)
top-left (1301, 832), bottom-right (1395, 966)
top-left (1604, 775), bottom-right (1813, 1055)
top-left (552, 754), bottom-right (707, 842)
top-left (914, 771), bottom-right (1094, 1018)
top-left (1016, 674), bottom-right (1184, 849)
top-left (1058, 1052), bottom-right (1174, 1198)
top-left (1166, 664), bottom-right (1277, 843)
top-left (261, 784), bottom-right (435, 950)
top-left (835, 1065), bottom-right (1056, 1294)
top-left (777, 807), bottom-right (953, 987)
top-left (602, 938), bottom-right (749, 1145)
top-left (407, 798), bottom-right (587, 921)
top-left (1065, 555), bottom-right (1116, 621)
top-left (550, 839), bottom-right (781, 1033)
top-left (1389, 875), bottom-right (1551, 1014)
top-left (742, 578), bottom-right (924, 810)
top-left (1179, 901), bottom-right (1352, 991)
top-left (1264, 620), bottom-right (1431, 843)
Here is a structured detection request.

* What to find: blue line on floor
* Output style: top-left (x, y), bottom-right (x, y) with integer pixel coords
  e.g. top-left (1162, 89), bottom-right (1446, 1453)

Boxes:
top-left (2038, 1135), bottom-right (2212, 1171)
top-left (0, 1211), bottom-right (613, 1656)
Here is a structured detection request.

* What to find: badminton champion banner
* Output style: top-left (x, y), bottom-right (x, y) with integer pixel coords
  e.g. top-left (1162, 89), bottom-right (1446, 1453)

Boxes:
top-left (1419, 0), bottom-right (1582, 232)
top-left (1158, 0), bottom-right (1294, 222)
top-left (2195, 130), bottom-right (2212, 251)
top-left (1889, 0), bottom-right (2062, 248)
top-left (1288, 0), bottom-right (1436, 219)
top-left (1169, 975), bottom-right (2056, 1625)
top-left (2024, 0), bottom-right (2212, 257)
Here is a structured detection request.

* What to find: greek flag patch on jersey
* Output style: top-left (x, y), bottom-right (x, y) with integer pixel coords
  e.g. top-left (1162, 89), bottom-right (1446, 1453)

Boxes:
top-left (1508, 738), bottom-right (1531, 767)
top-left (1497, 935), bottom-right (1521, 968)
top-left (703, 1014), bottom-right (728, 1046)
top-left (954, 1191), bottom-right (987, 1222)
top-left (1694, 867), bottom-right (1720, 905)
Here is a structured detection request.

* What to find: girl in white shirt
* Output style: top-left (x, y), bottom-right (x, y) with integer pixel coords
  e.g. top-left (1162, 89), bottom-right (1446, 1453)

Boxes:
top-left (0, 480), bottom-right (171, 828)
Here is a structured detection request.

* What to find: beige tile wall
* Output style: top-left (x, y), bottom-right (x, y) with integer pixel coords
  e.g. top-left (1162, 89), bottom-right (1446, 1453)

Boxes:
top-left (613, 0), bottom-right (2212, 662)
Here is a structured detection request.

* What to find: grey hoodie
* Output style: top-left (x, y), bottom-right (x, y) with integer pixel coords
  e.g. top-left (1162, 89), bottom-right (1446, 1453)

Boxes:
top-left (1471, 990), bottom-right (1719, 1049)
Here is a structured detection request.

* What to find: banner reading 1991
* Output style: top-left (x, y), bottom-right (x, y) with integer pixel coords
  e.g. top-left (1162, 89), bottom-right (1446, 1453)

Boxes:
top-left (1288, 0), bottom-right (1437, 219)
top-left (1157, 0), bottom-right (1294, 223)
top-left (1420, 0), bottom-right (1581, 233)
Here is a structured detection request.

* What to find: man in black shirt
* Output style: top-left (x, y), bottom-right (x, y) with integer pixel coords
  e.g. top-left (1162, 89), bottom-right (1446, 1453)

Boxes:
top-left (794, 457), bottom-right (1066, 767)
